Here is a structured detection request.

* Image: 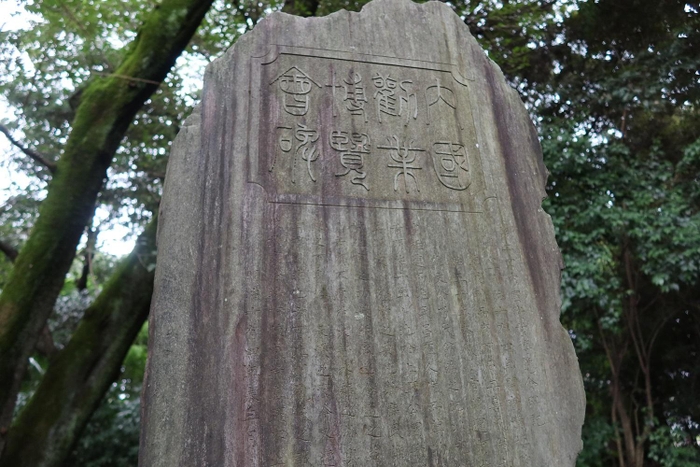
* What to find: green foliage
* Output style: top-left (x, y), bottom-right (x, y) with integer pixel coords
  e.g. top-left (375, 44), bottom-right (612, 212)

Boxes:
top-left (544, 118), bottom-right (700, 463)
top-left (66, 322), bottom-right (148, 466)
top-left (0, 191), bottom-right (42, 290)
top-left (0, 0), bottom-right (260, 248)
top-left (121, 322), bottom-right (148, 386)
top-left (532, 0), bottom-right (700, 463)
top-left (65, 386), bottom-right (141, 467)
top-left (577, 416), bottom-right (616, 467)
top-left (315, 0), bottom-right (371, 15)
top-left (648, 422), bottom-right (700, 467)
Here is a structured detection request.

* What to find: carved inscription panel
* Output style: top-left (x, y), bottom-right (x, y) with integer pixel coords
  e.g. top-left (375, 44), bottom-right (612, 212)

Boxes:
top-left (248, 46), bottom-right (490, 212)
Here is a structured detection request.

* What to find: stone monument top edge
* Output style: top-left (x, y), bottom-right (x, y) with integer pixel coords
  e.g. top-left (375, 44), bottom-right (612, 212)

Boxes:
top-left (205, 0), bottom-right (483, 71)
top-left (140, 0), bottom-right (586, 464)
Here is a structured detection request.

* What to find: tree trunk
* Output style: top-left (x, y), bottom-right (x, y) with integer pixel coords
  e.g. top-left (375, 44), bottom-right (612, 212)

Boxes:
top-left (0, 220), bottom-right (156, 467)
top-left (0, 0), bottom-right (214, 449)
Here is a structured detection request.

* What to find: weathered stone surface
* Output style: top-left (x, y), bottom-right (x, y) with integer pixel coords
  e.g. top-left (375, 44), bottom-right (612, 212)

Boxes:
top-left (140, 0), bottom-right (586, 465)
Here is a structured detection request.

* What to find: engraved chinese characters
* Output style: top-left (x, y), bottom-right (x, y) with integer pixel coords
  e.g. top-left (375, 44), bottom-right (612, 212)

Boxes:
top-left (378, 136), bottom-right (424, 193)
top-left (271, 66), bottom-right (322, 116)
top-left (372, 72), bottom-right (417, 124)
top-left (255, 49), bottom-right (486, 210)
top-left (272, 124), bottom-right (320, 183)
top-left (328, 72), bottom-right (369, 121)
top-left (330, 130), bottom-right (370, 190)
top-left (432, 142), bottom-right (471, 190)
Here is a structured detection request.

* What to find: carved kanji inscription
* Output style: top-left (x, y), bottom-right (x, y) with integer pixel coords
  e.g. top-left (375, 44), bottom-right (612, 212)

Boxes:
top-left (249, 46), bottom-right (491, 212)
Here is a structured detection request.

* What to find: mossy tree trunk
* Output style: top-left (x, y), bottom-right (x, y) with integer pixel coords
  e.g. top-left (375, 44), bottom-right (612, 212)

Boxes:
top-left (0, 220), bottom-right (157, 467)
top-left (0, 0), bottom-right (214, 451)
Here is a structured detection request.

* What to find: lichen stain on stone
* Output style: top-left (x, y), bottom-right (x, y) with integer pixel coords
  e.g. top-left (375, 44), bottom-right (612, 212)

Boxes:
top-left (141, 1), bottom-right (585, 465)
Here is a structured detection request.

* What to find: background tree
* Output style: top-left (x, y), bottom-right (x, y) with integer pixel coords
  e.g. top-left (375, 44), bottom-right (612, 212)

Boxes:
top-left (0, 0), bottom-right (219, 464)
top-left (539, 1), bottom-right (700, 465)
top-left (0, 0), bottom-right (698, 465)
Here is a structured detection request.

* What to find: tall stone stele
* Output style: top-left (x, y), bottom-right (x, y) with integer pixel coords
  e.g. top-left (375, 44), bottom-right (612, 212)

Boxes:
top-left (140, 0), bottom-right (586, 465)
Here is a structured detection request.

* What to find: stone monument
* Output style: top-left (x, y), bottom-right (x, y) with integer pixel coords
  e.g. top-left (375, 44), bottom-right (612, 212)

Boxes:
top-left (140, 0), bottom-right (586, 465)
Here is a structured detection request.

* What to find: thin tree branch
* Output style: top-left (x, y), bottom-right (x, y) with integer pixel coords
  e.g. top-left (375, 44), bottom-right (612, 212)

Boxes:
top-left (594, 306), bottom-right (634, 465)
top-left (146, 170), bottom-right (166, 180)
top-left (0, 240), bottom-right (18, 262)
top-left (93, 72), bottom-right (163, 85)
top-left (77, 227), bottom-right (98, 291)
top-left (0, 125), bottom-right (57, 174)
top-left (647, 309), bottom-right (677, 359)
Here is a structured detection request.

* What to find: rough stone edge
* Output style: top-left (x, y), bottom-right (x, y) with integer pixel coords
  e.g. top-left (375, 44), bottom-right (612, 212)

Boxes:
top-left (146, 0), bottom-right (586, 463)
